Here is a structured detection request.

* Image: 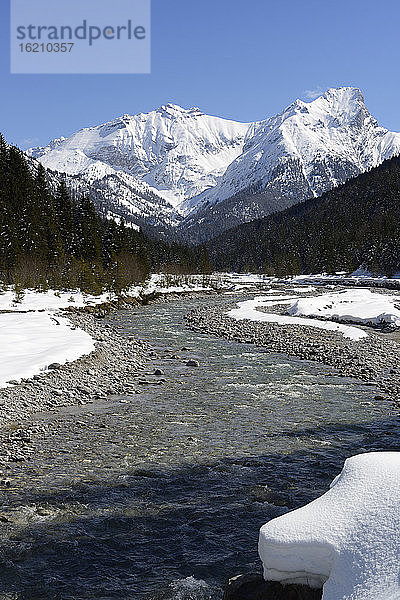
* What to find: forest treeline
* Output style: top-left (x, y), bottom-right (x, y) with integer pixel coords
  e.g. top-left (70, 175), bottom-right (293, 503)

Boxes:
top-left (0, 135), bottom-right (211, 293)
top-left (206, 155), bottom-right (400, 277)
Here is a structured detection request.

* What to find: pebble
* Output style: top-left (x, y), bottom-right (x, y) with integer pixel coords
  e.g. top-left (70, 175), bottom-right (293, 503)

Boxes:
top-left (186, 359), bottom-right (200, 367)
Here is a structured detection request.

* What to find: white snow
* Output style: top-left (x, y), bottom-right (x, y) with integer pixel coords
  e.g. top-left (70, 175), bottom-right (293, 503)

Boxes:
top-left (0, 313), bottom-right (94, 387)
top-left (0, 289), bottom-right (111, 387)
top-left (0, 289), bottom-right (109, 312)
top-left (288, 288), bottom-right (400, 328)
top-left (288, 286), bottom-right (317, 293)
top-left (259, 452), bottom-right (400, 600)
top-left (27, 87), bottom-right (400, 230)
top-left (226, 296), bottom-right (368, 340)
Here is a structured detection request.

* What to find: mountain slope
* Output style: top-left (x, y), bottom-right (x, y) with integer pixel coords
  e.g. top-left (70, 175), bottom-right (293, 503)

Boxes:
top-left (27, 104), bottom-right (249, 226)
top-left (178, 88), bottom-right (400, 241)
top-left (27, 89), bottom-right (400, 241)
top-left (206, 155), bottom-right (400, 277)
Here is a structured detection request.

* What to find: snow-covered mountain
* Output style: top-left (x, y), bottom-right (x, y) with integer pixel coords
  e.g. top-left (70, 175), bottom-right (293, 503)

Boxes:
top-left (27, 104), bottom-right (249, 230)
top-left (182, 87), bottom-right (400, 213)
top-left (27, 88), bottom-right (400, 241)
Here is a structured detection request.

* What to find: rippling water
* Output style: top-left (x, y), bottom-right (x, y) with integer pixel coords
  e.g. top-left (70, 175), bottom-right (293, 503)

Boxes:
top-left (0, 295), bottom-right (399, 600)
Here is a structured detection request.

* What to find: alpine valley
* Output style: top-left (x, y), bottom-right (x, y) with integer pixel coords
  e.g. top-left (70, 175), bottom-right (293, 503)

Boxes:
top-left (27, 87), bottom-right (400, 242)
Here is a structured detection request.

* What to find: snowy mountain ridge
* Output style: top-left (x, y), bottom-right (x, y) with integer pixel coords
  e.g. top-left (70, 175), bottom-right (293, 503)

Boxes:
top-left (27, 88), bottom-right (400, 240)
top-left (182, 87), bottom-right (400, 215)
top-left (28, 103), bottom-right (250, 212)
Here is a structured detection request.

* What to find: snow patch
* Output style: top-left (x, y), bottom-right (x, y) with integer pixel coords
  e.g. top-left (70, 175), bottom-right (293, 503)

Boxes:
top-left (226, 296), bottom-right (367, 340)
top-left (0, 313), bottom-right (94, 387)
top-left (288, 289), bottom-right (400, 328)
top-left (0, 289), bottom-right (109, 312)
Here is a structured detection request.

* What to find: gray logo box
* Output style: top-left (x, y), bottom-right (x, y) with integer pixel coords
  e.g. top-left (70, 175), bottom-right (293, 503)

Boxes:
top-left (11, 0), bottom-right (151, 74)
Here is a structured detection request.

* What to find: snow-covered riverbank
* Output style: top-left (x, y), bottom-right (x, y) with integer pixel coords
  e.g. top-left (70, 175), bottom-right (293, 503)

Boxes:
top-left (225, 287), bottom-right (400, 342)
top-left (0, 290), bottom-right (109, 388)
top-left (0, 276), bottom-right (214, 388)
top-left (0, 313), bottom-right (95, 387)
top-left (288, 288), bottom-right (400, 327)
top-left (226, 296), bottom-right (368, 341)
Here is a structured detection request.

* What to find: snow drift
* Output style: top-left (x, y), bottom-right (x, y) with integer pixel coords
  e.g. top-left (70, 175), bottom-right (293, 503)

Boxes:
top-left (259, 452), bottom-right (400, 599)
top-left (0, 313), bottom-right (95, 387)
top-left (288, 288), bottom-right (400, 328)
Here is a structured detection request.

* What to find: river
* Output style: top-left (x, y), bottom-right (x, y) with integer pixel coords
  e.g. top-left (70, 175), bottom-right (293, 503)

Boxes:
top-left (0, 295), bottom-right (399, 600)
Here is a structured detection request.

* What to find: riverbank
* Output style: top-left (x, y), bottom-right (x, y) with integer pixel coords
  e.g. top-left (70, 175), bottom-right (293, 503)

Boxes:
top-left (0, 310), bottom-right (152, 463)
top-left (185, 296), bottom-right (400, 405)
top-left (0, 289), bottom-right (218, 466)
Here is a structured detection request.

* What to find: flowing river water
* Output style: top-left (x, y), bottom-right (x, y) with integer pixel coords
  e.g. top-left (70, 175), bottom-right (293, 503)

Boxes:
top-left (0, 295), bottom-right (400, 600)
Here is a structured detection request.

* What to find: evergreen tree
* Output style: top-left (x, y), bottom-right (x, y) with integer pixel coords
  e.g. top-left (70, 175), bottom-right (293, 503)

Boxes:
top-left (0, 135), bottom-right (209, 292)
top-left (207, 154), bottom-right (400, 277)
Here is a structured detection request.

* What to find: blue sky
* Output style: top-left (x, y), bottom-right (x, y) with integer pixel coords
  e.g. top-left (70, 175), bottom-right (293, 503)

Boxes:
top-left (1, 0), bottom-right (400, 148)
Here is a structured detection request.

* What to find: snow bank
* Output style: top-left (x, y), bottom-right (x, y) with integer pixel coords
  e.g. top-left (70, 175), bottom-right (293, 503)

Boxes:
top-left (0, 275), bottom-right (214, 313)
top-left (226, 296), bottom-right (367, 341)
top-left (0, 313), bottom-right (94, 387)
top-left (259, 452), bottom-right (400, 600)
top-left (0, 289), bottom-right (109, 311)
top-left (288, 288), bottom-right (400, 328)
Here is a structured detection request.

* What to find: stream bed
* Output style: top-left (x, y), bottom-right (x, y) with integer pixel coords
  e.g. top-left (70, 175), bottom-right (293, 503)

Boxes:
top-left (0, 295), bottom-right (399, 599)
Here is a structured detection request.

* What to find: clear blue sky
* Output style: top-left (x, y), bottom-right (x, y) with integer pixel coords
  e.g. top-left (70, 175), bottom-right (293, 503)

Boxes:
top-left (1, 0), bottom-right (400, 149)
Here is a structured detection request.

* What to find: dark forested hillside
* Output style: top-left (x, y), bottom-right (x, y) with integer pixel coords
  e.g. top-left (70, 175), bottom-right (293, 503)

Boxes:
top-left (0, 135), bottom-right (210, 292)
top-left (206, 155), bottom-right (400, 277)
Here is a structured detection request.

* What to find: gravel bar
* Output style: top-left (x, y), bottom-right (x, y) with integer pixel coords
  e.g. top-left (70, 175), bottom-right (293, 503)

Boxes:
top-left (185, 298), bottom-right (400, 405)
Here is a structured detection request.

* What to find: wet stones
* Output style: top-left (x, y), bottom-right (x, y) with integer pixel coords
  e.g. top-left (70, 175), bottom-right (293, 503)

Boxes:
top-left (185, 300), bottom-right (400, 405)
top-left (0, 309), bottom-right (152, 440)
top-left (186, 359), bottom-right (200, 367)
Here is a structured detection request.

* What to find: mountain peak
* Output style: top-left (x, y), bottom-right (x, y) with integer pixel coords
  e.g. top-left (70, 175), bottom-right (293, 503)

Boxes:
top-left (282, 88), bottom-right (365, 120)
top-left (155, 103), bottom-right (203, 117)
top-left (323, 86), bottom-right (364, 103)
top-left (307, 87), bottom-right (366, 119)
top-left (325, 86), bottom-right (364, 104)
